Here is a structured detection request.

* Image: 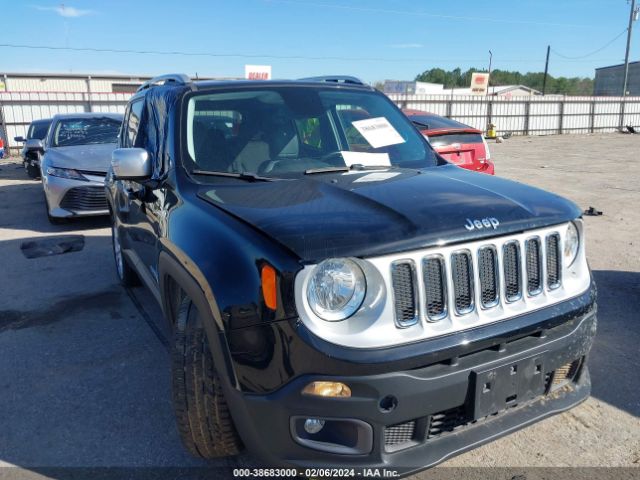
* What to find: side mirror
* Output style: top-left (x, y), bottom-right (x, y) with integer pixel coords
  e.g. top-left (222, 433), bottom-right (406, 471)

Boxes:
top-left (14, 136), bottom-right (26, 143)
top-left (111, 148), bottom-right (151, 180)
top-left (25, 139), bottom-right (44, 151)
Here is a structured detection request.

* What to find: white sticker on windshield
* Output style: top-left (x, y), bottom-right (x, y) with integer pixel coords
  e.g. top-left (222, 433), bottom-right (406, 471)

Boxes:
top-left (340, 151), bottom-right (391, 168)
top-left (353, 172), bottom-right (401, 183)
top-left (351, 117), bottom-right (406, 148)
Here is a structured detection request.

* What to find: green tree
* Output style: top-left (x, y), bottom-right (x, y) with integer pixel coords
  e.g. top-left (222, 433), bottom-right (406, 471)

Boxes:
top-left (414, 67), bottom-right (593, 96)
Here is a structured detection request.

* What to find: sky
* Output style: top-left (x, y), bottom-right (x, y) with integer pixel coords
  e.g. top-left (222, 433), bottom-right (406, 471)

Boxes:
top-left (1, 0), bottom-right (638, 84)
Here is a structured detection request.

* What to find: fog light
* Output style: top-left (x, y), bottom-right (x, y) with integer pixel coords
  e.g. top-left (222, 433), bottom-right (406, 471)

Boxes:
top-left (304, 418), bottom-right (325, 434)
top-left (302, 381), bottom-right (351, 398)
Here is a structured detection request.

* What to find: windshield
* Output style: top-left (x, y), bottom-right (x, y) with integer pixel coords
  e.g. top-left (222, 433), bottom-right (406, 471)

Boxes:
top-left (52, 117), bottom-right (121, 147)
top-left (28, 121), bottom-right (51, 140)
top-left (184, 87), bottom-right (437, 177)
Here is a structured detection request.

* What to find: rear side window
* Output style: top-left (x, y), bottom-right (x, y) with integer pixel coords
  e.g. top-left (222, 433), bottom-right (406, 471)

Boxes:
top-left (124, 100), bottom-right (144, 147)
top-left (428, 132), bottom-right (484, 147)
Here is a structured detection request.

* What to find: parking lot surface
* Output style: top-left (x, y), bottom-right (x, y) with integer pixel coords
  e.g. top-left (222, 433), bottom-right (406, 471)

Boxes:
top-left (0, 134), bottom-right (639, 478)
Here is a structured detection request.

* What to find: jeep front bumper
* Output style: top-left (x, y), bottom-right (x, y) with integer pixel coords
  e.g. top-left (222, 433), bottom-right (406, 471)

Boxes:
top-left (225, 284), bottom-right (597, 475)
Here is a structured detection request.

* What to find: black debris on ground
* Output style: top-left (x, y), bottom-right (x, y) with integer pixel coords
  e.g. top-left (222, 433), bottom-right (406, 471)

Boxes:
top-left (583, 206), bottom-right (603, 216)
top-left (20, 235), bottom-right (85, 259)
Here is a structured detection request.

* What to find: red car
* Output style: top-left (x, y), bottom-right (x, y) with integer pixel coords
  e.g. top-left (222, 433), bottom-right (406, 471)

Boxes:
top-left (403, 109), bottom-right (495, 175)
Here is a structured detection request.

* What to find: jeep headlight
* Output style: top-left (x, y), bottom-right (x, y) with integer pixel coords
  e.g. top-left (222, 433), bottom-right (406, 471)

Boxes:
top-left (307, 258), bottom-right (366, 321)
top-left (564, 222), bottom-right (580, 267)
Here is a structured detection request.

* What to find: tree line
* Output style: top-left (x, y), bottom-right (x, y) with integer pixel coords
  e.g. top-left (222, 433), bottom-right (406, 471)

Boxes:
top-left (414, 68), bottom-right (594, 96)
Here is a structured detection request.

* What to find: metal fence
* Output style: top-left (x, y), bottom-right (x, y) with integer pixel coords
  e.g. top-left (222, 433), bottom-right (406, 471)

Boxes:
top-left (0, 91), bottom-right (132, 153)
top-left (388, 93), bottom-right (640, 136)
top-left (1, 90), bottom-right (640, 154)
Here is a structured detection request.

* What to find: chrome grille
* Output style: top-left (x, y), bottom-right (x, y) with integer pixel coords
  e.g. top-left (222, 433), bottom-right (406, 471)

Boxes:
top-left (391, 262), bottom-right (418, 327)
top-left (60, 186), bottom-right (108, 212)
top-left (526, 237), bottom-right (542, 295)
top-left (451, 251), bottom-right (474, 314)
top-left (546, 234), bottom-right (561, 289)
top-left (389, 231), bottom-right (562, 326)
top-left (478, 246), bottom-right (499, 307)
top-left (423, 256), bottom-right (446, 320)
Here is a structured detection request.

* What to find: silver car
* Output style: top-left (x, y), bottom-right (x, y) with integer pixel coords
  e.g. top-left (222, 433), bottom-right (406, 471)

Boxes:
top-left (41, 112), bottom-right (123, 224)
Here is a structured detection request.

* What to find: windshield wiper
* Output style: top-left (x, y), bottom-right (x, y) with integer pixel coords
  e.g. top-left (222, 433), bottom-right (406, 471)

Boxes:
top-left (305, 164), bottom-right (393, 175)
top-left (410, 120), bottom-right (430, 129)
top-left (191, 169), bottom-right (274, 182)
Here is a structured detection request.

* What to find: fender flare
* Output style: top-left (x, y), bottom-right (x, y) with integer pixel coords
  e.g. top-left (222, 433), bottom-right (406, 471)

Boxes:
top-left (158, 248), bottom-right (239, 389)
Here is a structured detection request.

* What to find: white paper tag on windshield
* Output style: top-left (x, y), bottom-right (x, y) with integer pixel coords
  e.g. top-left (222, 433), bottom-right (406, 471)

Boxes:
top-left (351, 117), bottom-right (406, 148)
top-left (341, 151), bottom-right (391, 168)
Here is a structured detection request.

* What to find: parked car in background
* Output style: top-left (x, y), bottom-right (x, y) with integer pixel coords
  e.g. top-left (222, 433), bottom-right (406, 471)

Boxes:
top-left (14, 118), bottom-right (52, 178)
top-left (403, 109), bottom-right (494, 175)
top-left (106, 74), bottom-right (595, 475)
top-left (41, 112), bottom-right (123, 224)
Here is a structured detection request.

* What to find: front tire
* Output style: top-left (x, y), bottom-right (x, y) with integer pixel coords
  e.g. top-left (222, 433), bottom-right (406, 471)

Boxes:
top-left (172, 296), bottom-right (243, 458)
top-left (26, 154), bottom-right (41, 179)
top-left (111, 218), bottom-right (139, 286)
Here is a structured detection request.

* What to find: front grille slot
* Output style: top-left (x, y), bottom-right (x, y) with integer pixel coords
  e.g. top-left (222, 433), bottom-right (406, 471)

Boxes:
top-left (427, 406), bottom-right (468, 439)
top-left (423, 256), bottom-right (447, 320)
top-left (546, 234), bottom-right (561, 289)
top-left (551, 359), bottom-right (581, 389)
top-left (503, 242), bottom-right (522, 302)
top-left (59, 186), bottom-right (108, 212)
top-left (391, 262), bottom-right (418, 327)
top-left (525, 237), bottom-right (543, 295)
top-left (384, 421), bottom-right (417, 450)
top-left (478, 246), bottom-right (499, 308)
top-left (451, 251), bottom-right (474, 314)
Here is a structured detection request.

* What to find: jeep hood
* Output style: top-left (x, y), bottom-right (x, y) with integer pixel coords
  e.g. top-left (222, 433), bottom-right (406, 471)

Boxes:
top-left (44, 143), bottom-right (117, 173)
top-left (199, 165), bottom-right (581, 262)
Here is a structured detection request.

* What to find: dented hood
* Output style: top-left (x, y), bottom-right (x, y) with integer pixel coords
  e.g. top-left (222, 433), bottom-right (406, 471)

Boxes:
top-left (199, 165), bottom-right (581, 262)
top-left (44, 143), bottom-right (117, 173)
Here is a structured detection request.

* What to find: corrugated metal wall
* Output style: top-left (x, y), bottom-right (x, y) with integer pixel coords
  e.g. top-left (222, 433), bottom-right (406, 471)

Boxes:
top-left (3, 76), bottom-right (144, 94)
top-left (388, 94), bottom-right (640, 135)
top-left (0, 91), bottom-right (131, 150)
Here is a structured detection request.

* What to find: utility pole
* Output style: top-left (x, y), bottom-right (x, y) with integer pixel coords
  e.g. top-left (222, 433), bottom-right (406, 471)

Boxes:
top-left (543, 45), bottom-right (551, 96)
top-left (622, 0), bottom-right (637, 97)
top-left (487, 50), bottom-right (493, 96)
top-left (621, 0), bottom-right (638, 127)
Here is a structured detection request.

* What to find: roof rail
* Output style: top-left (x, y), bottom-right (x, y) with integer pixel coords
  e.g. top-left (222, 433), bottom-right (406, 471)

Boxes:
top-left (299, 75), bottom-right (366, 86)
top-left (137, 73), bottom-right (191, 92)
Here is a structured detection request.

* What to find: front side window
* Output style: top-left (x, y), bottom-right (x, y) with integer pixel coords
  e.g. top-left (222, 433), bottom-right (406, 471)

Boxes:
top-left (124, 101), bottom-right (144, 148)
top-left (52, 117), bottom-right (121, 147)
top-left (184, 87), bottom-right (436, 177)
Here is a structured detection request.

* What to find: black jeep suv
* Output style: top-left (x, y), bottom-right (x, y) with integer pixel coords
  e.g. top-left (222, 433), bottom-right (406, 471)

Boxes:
top-left (106, 74), bottom-right (596, 475)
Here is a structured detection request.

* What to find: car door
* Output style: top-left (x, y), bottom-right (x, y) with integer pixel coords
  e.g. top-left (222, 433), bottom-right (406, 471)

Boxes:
top-left (115, 99), bottom-right (163, 294)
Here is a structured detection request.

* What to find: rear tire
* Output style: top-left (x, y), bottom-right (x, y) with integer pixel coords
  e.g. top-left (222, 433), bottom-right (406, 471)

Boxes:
top-left (111, 217), bottom-right (139, 287)
top-left (172, 296), bottom-right (243, 458)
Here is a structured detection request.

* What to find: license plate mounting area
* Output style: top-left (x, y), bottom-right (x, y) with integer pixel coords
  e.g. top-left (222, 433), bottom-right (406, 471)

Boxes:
top-left (471, 355), bottom-right (547, 419)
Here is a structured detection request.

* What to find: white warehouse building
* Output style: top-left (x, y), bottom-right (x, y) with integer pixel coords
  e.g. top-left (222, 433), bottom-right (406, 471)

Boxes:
top-left (0, 72), bottom-right (229, 151)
